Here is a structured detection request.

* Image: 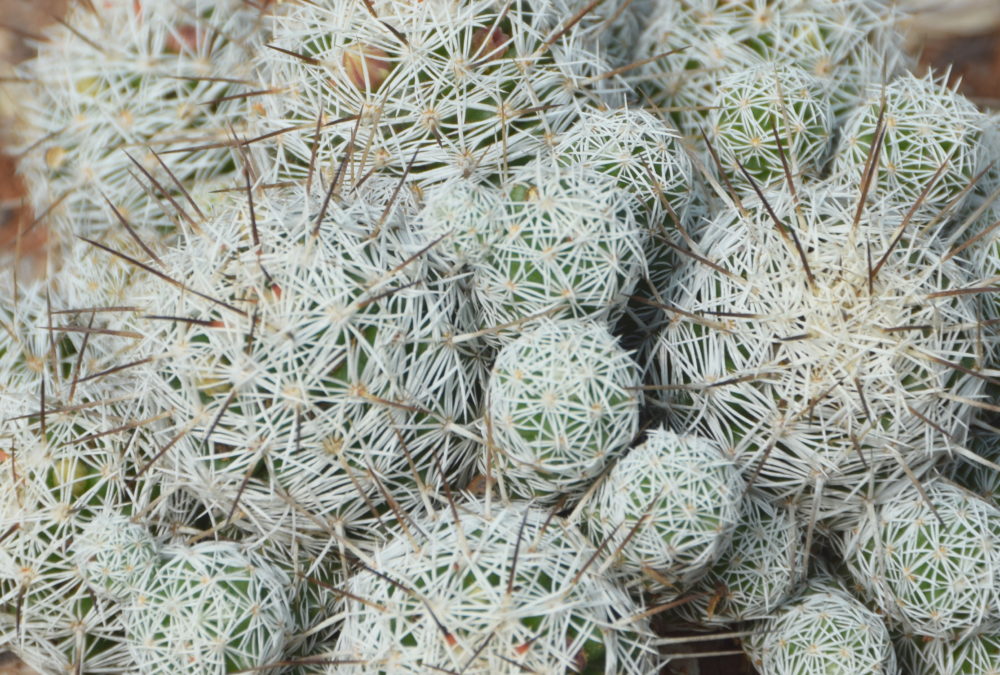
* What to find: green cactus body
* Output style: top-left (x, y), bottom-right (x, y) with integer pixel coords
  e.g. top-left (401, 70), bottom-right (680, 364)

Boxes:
top-left (0, 402), bottom-right (174, 673)
top-left (841, 479), bottom-right (1000, 638)
top-left (74, 513), bottom-right (158, 600)
top-left (834, 72), bottom-right (987, 224)
top-left (123, 542), bottom-right (292, 674)
top-left (412, 178), bottom-right (506, 274)
top-left (471, 163), bottom-right (646, 334)
top-left (656, 183), bottom-right (986, 524)
top-left (126, 186), bottom-right (484, 543)
top-left (5, 0), bottom-right (269, 254)
top-left (582, 428), bottom-right (744, 596)
top-left (710, 64), bottom-right (833, 186)
top-left (552, 106), bottom-right (695, 227)
top-left (329, 503), bottom-right (658, 674)
top-left (895, 632), bottom-right (1000, 675)
top-left (634, 0), bottom-right (905, 136)
top-left (743, 579), bottom-right (899, 674)
top-left (485, 318), bottom-right (641, 502)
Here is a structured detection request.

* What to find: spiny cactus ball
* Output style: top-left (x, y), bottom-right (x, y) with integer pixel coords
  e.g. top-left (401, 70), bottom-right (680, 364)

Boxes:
top-left (470, 163), bottom-right (646, 335)
top-left (7, 0), bottom-right (268, 249)
top-left (655, 183), bottom-right (987, 522)
top-left (969, 202), bottom-right (1000, 323)
top-left (331, 502), bottom-right (659, 674)
top-left (674, 489), bottom-right (804, 625)
top-left (74, 512), bottom-right (158, 600)
top-left (834, 72), bottom-right (988, 223)
top-left (710, 63), bottom-right (833, 186)
top-left (552, 106), bottom-right (695, 225)
top-left (123, 541), bottom-right (292, 674)
top-left (0, 400), bottom-right (173, 674)
top-left (743, 580), bottom-right (898, 675)
top-left (840, 479), bottom-right (1000, 638)
top-left (485, 318), bottom-right (641, 502)
top-left (582, 428), bottom-right (744, 596)
top-left (256, 0), bottom-right (621, 185)
top-left (128, 186), bottom-right (483, 543)
top-left (895, 632), bottom-right (1000, 675)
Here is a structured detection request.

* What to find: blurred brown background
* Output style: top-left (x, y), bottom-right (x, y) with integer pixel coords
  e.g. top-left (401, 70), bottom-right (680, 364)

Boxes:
top-left (1, 0), bottom-right (1000, 674)
top-left (0, 0), bottom-right (65, 281)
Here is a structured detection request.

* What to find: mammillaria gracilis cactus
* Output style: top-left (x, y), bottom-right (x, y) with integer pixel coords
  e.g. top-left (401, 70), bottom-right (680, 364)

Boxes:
top-left (580, 428), bottom-right (744, 597)
top-left (4, 0), bottom-right (1000, 673)
top-left (743, 578), bottom-right (899, 675)
top-left (331, 501), bottom-right (659, 674)
top-left (485, 317), bottom-right (640, 503)
top-left (6, 0), bottom-right (270, 256)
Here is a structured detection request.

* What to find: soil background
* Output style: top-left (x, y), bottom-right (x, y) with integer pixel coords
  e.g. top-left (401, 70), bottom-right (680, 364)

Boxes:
top-left (1, 1), bottom-right (999, 674)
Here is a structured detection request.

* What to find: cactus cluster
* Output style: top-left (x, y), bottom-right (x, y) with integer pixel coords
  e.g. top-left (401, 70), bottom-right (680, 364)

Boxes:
top-left (3, 0), bottom-right (1000, 674)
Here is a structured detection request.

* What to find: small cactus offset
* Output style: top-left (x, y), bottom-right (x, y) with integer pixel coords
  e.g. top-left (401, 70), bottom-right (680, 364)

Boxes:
top-left (470, 163), bottom-right (647, 333)
top-left (550, 106), bottom-right (695, 226)
top-left (74, 512), bottom-right (159, 600)
top-left (580, 428), bottom-right (744, 596)
top-left (411, 178), bottom-right (506, 274)
top-left (4, 0), bottom-right (1000, 673)
top-left (709, 64), bottom-right (833, 187)
top-left (840, 478), bottom-right (1000, 638)
top-left (834, 71), bottom-right (989, 223)
top-left (122, 541), bottom-right (293, 674)
top-left (484, 318), bottom-right (641, 502)
top-left (743, 578), bottom-right (899, 675)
